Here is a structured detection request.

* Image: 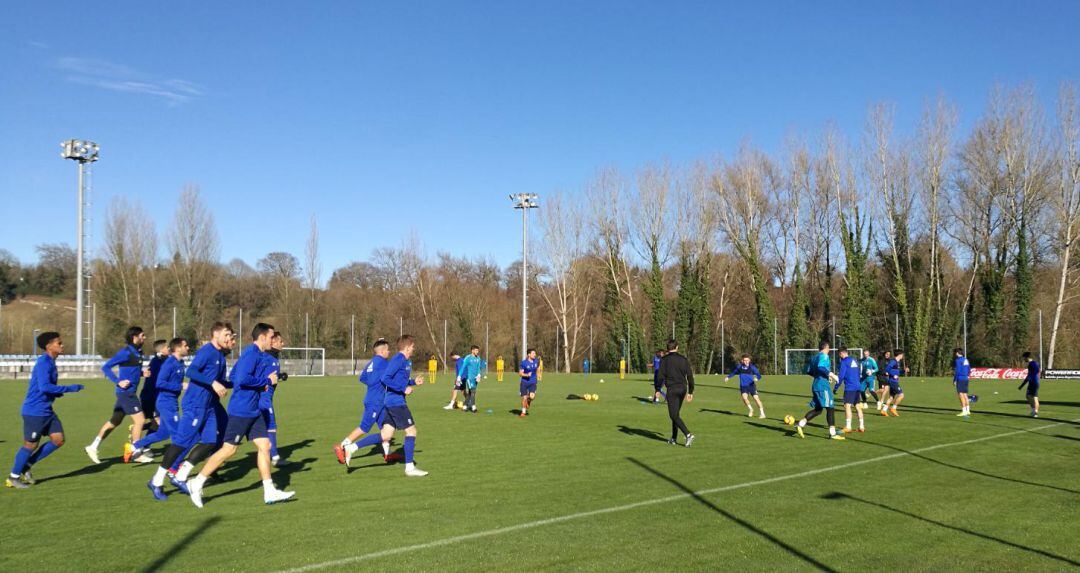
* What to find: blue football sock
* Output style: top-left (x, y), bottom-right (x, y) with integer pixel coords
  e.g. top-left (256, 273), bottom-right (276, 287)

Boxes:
top-left (269, 431), bottom-right (279, 457)
top-left (11, 446), bottom-right (34, 476)
top-left (355, 433), bottom-right (382, 449)
top-left (404, 436), bottom-right (415, 464)
top-left (27, 441), bottom-right (61, 467)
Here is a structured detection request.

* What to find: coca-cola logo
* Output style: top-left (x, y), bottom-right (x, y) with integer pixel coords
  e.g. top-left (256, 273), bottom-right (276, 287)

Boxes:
top-left (968, 368), bottom-right (1028, 379)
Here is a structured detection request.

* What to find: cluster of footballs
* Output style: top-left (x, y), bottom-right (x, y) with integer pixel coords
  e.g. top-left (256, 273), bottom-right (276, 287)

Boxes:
top-left (582, 393), bottom-right (600, 401)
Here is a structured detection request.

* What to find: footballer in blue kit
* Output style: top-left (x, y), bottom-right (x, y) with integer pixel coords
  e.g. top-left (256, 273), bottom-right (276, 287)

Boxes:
top-left (335, 338), bottom-right (401, 467)
top-left (185, 323), bottom-right (295, 507)
top-left (259, 331), bottom-right (289, 465)
top-left (149, 322), bottom-right (233, 498)
top-left (86, 326), bottom-right (151, 465)
top-left (6, 332), bottom-right (85, 490)
top-left (141, 339), bottom-right (169, 431)
top-left (953, 348), bottom-right (973, 417)
top-left (652, 350), bottom-right (666, 403)
top-left (790, 342), bottom-right (845, 440)
top-left (444, 352), bottom-right (466, 409)
top-left (833, 348), bottom-right (865, 433)
top-left (726, 354), bottom-right (765, 418)
top-left (883, 351), bottom-right (906, 416)
top-left (378, 335), bottom-right (429, 477)
top-left (132, 338), bottom-right (189, 455)
top-left (859, 350), bottom-right (879, 408)
top-left (1018, 352), bottom-right (1041, 417)
top-left (519, 348), bottom-right (539, 417)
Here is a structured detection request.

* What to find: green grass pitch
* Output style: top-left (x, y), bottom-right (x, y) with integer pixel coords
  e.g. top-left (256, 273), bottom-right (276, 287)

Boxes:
top-left (1, 372), bottom-right (1078, 571)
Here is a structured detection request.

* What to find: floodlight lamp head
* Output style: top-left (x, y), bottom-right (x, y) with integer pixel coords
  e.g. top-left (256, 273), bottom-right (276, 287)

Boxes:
top-left (60, 139), bottom-right (100, 163)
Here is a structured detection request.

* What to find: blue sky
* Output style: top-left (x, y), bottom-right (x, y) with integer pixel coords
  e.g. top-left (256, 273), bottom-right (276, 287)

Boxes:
top-left (2, 1), bottom-right (1078, 281)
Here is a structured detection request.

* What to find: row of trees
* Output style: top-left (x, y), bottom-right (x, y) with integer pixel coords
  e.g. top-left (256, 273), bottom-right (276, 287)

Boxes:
top-left (2, 84), bottom-right (1077, 373)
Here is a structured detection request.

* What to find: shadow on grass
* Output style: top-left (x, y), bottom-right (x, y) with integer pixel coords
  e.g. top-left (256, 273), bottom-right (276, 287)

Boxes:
top-left (1001, 400), bottom-right (1080, 407)
top-left (699, 408), bottom-right (739, 416)
top-left (632, 395), bottom-right (658, 404)
top-left (140, 515), bottom-right (222, 572)
top-left (857, 439), bottom-right (1079, 495)
top-left (206, 456), bottom-right (315, 501)
top-left (820, 492), bottom-right (1080, 568)
top-left (1054, 434), bottom-right (1080, 442)
top-left (616, 425), bottom-right (667, 442)
top-left (743, 420), bottom-right (820, 439)
top-left (629, 457), bottom-right (835, 572)
top-left (566, 394), bottom-right (586, 400)
top-left (37, 458), bottom-right (122, 484)
top-left (899, 403), bottom-right (1078, 425)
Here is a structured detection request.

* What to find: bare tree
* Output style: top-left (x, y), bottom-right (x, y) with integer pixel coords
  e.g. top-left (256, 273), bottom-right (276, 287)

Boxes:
top-left (305, 213), bottom-right (322, 303)
top-left (535, 192), bottom-right (592, 372)
top-left (1049, 83), bottom-right (1080, 368)
top-left (167, 184), bottom-right (220, 333)
top-left (629, 163), bottom-right (675, 350)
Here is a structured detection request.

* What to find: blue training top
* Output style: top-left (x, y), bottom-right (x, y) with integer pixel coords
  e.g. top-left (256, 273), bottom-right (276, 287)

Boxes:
top-left (101, 344), bottom-right (144, 396)
top-left (727, 363), bottom-right (762, 387)
top-left (22, 354), bottom-right (81, 417)
top-left (360, 354), bottom-right (389, 408)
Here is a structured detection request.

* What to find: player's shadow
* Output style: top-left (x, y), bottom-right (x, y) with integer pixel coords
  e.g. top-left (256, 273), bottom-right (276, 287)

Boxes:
top-left (856, 439), bottom-right (1079, 495)
top-left (1054, 434), bottom-right (1080, 442)
top-left (616, 425), bottom-right (667, 442)
top-left (566, 394), bottom-right (586, 400)
top-left (744, 420), bottom-right (824, 439)
top-left (1001, 400), bottom-right (1080, 407)
top-left (699, 408), bottom-right (740, 416)
top-left (900, 403), bottom-right (1078, 425)
top-left (632, 396), bottom-right (659, 404)
top-left (140, 515), bottom-right (222, 572)
top-left (207, 455), bottom-right (315, 500)
top-left (820, 492), bottom-right (1080, 568)
top-left (629, 457), bottom-right (836, 572)
top-left (37, 458), bottom-right (122, 484)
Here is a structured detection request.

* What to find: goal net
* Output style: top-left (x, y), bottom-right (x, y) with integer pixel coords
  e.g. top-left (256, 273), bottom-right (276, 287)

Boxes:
top-left (279, 347), bottom-right (326, 377)
top-left (785, 348), bottom-right (863, 376)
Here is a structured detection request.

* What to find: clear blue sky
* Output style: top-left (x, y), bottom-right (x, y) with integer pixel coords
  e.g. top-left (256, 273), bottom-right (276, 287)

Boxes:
top-left (2, 1), bottom-right (1078, 280)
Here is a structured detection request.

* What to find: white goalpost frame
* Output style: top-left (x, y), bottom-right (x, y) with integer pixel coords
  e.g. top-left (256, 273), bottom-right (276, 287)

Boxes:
top-left (784, 348), bottom-right (864, 375)
top-left (281, 346), bottom-right (326, 377)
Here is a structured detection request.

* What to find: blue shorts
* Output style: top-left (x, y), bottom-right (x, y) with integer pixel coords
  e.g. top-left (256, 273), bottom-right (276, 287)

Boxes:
top-left (383, 405), bottom-right (415, 429)
top-left (223, 415), bottom-right (269, 445)
top-left (843, 390), bottom-right (861, 405)
top-left (810, 389), bottom-right (835, 409)
top-left (454, 377), bottom-right (466, 391)
top-left (262, 407), bottom-right (277, 431)
top-left (140, 390), bottom-right (158, 417)
top-left (1027, 382), bottom-right (1039, 397)
top-left (955, 379), bottom-right (969, 394)
top-left (155, 397), bottom-right (180, 437)
top-left (113, 393), bottom-right (143, 416)
top-left (358, 405), bottom-right (384, 433)
top-left (520, 381), bottom-right (538, 397)
top-left (888, 380), bottom-right (903, 395)
top-left (172, 407), bottom-right (220, 448)
top-left (22, 414), bottom-right (63, 442)
top-left (740, 383), bottom-right (757, 396)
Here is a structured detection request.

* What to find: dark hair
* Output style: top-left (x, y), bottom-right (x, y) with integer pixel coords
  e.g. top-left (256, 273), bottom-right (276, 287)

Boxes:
top-left (270, 331), bottom-right (282, 340)
top-left (373, 338), bottom-right (389, 350)
top-left (1022, 352), bottom-right (1032, 360)
top-left (894, 349), bottom-right (904, 356)
top-left (839, 347), bottom-right (848, 353)
top-left (470, 345), bottom-right (479, 351)
top-left (818, 341), bottom-right (830, 351)
top-left (954, 347), bottom-right (964, 356)
top-left (153, 339), bottom-right (168, 350)
top-left (667, 339), bottom-right (678, 351)
top-left (168, 337), bottom-right (187, 351)
top-left (251, 322), bottom-right (275, 341)
top-left (210, 321), bottom-right (231, 335)
top-left (741, 354), bottom-right (751, 360)
top-left (125, 326), bottom-right (145, 345)
top-left (397, 334), bottom-right (414, 349)
top-left (37, 331), bottom-right (60, 350)
top-left (527, 348), bottom-right (536, 354)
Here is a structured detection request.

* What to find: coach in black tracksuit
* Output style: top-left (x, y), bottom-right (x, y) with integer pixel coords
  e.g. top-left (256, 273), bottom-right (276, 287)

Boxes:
top-left (658, 339), bottom-right (695, 447)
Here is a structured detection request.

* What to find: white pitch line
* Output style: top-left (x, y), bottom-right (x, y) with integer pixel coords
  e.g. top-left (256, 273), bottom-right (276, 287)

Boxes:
top-left (276, 419), bottom-right (1075, 573)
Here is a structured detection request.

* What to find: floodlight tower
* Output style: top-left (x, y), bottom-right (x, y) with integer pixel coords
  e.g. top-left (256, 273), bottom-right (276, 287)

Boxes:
top-left (510, 193), bottom-right (539, 360)
top-left (61, 139), bottom-right (99, 355)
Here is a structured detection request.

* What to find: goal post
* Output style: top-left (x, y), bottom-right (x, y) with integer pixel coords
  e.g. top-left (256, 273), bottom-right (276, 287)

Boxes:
top-left (785, 348), bottom-right (863, 375)
top-left (280, 347), bottom-right (326, 377)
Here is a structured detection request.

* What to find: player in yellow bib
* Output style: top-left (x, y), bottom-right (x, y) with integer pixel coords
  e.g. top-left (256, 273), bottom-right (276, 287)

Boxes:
top-left (496, 356), bottom-right (504, 382)
top-left (427, 355), bottom-right (437, 384)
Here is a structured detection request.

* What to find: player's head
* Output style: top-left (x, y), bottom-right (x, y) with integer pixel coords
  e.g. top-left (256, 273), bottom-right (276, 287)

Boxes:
top-left (527, 348), bottom-right (537, 359)
top-left (884, 350), bottom-right (892, 359)
top-left (397, 334), bottom-right (415, 356)
top-left (37, 331), bottom-right (62, 356)
top-left (863, 349), bottom-right (871, 358)
top-left (839, 347), bottom-right (848, 358)
top-left (470, 345), bottom-right (480, 356)
top-left (954, 347), bottom-right (964, 357)
top-left (153, 339), bottom-right (168, 354)
top-left (125, 326), bottom-right (146, 347)
top-left (373, 338), bottom-right (390, 358)
top-left (667, 338), bottom-right (678, 352)
top-left (169, 337), bottom-right (189, 357)
top-left (894, 349), bottom-right (904, 360)
top-left (818, 341), bottom-right (830, 352)
top-left (270, 331), bottom-right (284, 351)
top-left (1022, 351), bottom-right (1032, 361)
top-left (741, 354), bottom-right (751, 365)
top-left (210, 321), bottom-right (233, 348)
top-left (251, 322), bottom-right (275, 349)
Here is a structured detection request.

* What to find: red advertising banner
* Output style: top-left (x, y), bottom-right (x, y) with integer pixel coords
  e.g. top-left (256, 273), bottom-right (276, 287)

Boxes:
top-left (968, 368), bottom-right (1028, 380)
